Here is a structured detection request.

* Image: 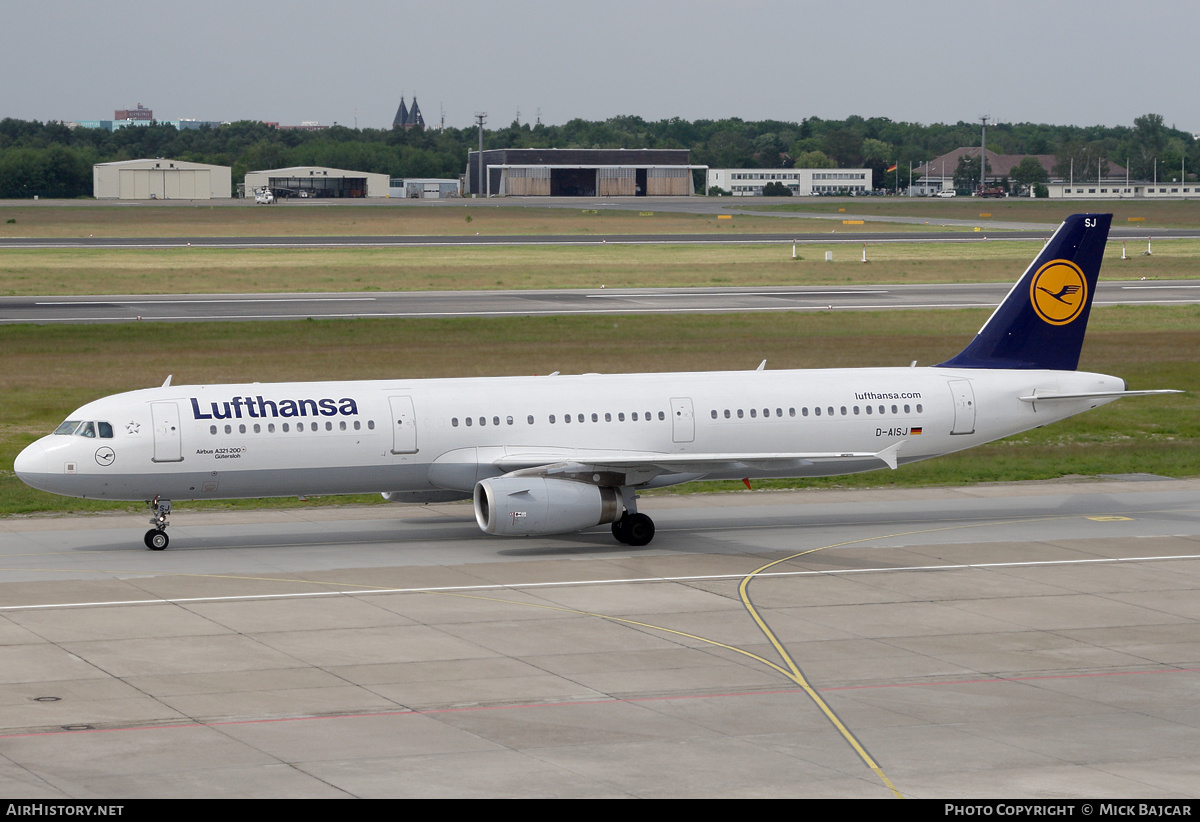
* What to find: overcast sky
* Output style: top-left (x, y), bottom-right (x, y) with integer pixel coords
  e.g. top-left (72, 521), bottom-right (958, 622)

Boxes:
top-left (3, 0), bottom-right (1196, 134)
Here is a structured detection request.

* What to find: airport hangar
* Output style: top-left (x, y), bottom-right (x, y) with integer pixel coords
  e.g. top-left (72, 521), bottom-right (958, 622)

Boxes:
top-left (243, 166), bottom-right (391, 199)
top-left (465, 148), bottom-right (706, 197)
top-left (92, 158), bottom-right (232, 200)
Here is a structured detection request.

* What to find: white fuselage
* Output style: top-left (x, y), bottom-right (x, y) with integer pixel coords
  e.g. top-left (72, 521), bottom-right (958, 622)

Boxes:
top-left (16, 365), bottom-right (1124, 503)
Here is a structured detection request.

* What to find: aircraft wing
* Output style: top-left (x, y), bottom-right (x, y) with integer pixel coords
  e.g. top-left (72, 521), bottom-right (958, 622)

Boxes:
top-left (494, 441), bottom-right (904, 486)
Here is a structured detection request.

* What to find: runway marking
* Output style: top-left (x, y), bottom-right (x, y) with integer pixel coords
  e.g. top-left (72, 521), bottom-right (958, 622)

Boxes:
top-left (38, 298), bottom-right (378, 305)
top-left (584, 290), bottom-right (891, 298)
top-left (4, 552), bottom-right (1200, 611)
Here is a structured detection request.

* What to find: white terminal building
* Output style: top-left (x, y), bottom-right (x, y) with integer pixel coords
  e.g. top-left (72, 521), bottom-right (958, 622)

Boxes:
top-left (707, 168), bottom-right (872, 196)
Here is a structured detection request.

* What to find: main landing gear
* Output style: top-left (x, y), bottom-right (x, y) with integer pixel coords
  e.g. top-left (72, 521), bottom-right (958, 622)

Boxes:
top-left (610, 489), bottom-right (655, 546)
top-left (144, 497), bottom-right (171, 550)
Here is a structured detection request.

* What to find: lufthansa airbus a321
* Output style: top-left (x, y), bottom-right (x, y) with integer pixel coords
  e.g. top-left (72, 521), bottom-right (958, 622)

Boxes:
top-left (14, 213), bottom-right (1178, 550)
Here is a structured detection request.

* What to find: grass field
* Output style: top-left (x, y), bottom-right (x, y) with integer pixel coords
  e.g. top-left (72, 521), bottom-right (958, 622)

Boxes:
top-left (0, 203), bottom-right (853, 238)
top-left (740, 198), bottom-right (1200, 228)
top-left (3, 199), bottom-right (1197, 238)
top-left (2, 239), bottom-right (1198, 296)
top-left (1, 306), bottom-right (1195, 516)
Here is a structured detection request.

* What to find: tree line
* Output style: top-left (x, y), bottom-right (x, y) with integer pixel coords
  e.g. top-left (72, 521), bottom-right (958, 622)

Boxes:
top-left (0, 113), bottom-right (1194, 198)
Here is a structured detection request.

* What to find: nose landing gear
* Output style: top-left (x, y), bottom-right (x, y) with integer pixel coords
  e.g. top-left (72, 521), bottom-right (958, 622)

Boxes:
top-left (144, 497), bottom-right (171, 550)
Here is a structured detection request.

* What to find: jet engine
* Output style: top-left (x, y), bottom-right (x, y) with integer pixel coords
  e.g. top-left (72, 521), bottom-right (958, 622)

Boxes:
top-left (474, 476), bottom-right (621, 536)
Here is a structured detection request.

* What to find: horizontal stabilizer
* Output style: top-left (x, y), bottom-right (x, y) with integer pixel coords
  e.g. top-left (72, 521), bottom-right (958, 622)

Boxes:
top-left (1018, 389), bottom-right (1182, 403)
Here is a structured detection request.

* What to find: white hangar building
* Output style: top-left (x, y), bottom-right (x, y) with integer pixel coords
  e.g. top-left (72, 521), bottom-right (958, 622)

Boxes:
top-left (93, 159), bottom-right (232, 200)
top-left (243, 166), bottom-right (391, 199)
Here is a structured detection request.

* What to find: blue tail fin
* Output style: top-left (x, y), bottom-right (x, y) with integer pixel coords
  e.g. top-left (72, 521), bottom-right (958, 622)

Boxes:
top-left (938, 213), bottom-right (1111, 371)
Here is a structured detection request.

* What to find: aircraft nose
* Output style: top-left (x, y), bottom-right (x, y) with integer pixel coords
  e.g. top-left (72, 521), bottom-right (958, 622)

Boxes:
top-left (14, 440), bottom-right (49, 483)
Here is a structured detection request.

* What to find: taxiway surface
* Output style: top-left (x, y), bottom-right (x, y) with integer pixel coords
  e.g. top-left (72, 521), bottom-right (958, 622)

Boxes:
top-left (4, 280), bottom-right (1199, 324)
top-left (1, 478), bottom-right (1198, 797)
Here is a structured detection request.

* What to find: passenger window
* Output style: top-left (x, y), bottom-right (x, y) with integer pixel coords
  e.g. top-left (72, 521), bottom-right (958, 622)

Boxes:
top-left (340, 421), bottom-right (347, 431)
top-left (658, 411), bottom-right (665, 421)
top-left (210, 425), bottom-right (217, 435)
top-left (632, 412), bottom-right (638, 421)
top-left (591, 413), bottom-right (598, 422)
top-left (527, 415), bottom-right (534, 424)
top-left (239, 424), bottom-right (247, 434)
top-left (549, 415), bottom-right (556, 423)
top-left (452, 418), bottom-right (459, 427)
top-left (465, 417), bottom-right (473, 426)
top-left (283, 423), bottom-right (290, 432)
top-left (254, 424), bottom-right (261, 433)
top-left (325, 421), bottom-right (332, 431)
top-left (507, 416), bottom-right (514, 425)
top-left (224, 425), bottom-right (232, 434)
top-left (354, 420), bottom-right (361, 430)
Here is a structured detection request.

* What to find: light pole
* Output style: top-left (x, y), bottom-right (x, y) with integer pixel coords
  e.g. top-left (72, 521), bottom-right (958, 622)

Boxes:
top-left (979, 115), bottom-right (989, 194)
top-left (474, 112), bottom-right (487, 197)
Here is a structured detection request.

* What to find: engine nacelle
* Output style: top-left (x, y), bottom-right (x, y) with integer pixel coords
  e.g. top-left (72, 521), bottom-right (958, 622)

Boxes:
top-left (474, 477), bottom-right (621, 536)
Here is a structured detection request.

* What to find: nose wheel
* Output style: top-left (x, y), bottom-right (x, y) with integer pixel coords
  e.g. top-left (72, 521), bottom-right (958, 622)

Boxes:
top-left (144, 529), bottom-right (170, 550)
top-left (144, 497), bottom-right (171, 550)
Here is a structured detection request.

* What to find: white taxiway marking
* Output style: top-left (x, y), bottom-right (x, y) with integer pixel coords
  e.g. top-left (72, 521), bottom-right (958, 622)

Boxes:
top-left (38, 298), bottom-right (378, 305)
top-left (4, 553), bottom-right (1197, 612)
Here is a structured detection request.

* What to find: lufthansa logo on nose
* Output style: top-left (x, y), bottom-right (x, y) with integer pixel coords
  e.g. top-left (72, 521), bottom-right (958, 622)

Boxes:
top-left (1030, 259), bottom-right (1088, 326)
top-left (95, 447), bottom-right (116, 467)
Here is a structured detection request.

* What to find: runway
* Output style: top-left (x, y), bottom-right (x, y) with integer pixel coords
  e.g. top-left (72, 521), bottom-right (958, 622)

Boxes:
top-left (4, 280), bottom-right (1199, 324)
top-left (2, 478), bottom-right (1198, 797)
top-left (3, 227), bottom-right (1200, 251)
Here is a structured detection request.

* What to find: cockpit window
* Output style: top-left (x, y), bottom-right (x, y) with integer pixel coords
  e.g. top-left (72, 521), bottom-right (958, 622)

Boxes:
top-left (53, 420), bottom-right (112, 438)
